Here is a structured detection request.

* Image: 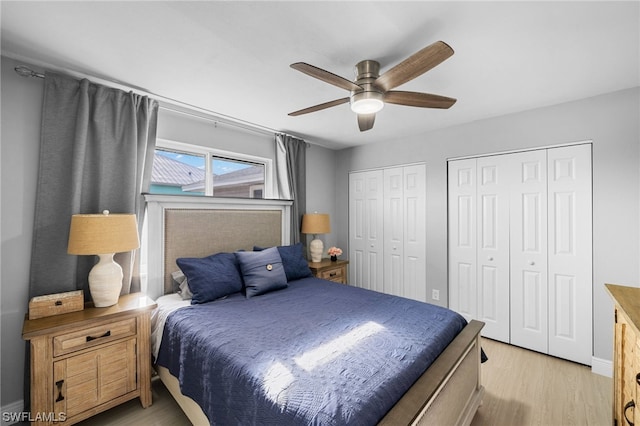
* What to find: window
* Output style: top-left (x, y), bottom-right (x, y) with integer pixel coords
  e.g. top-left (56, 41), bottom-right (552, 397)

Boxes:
top-left (151, 149), bottom-right (206, 196)
top-left (211, 157), bottom-right (265, 198)
top-left (150, 140), bottom-right (272, 198)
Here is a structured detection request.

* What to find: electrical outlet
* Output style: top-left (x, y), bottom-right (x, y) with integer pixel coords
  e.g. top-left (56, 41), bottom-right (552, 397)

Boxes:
top-left (432, 289), bottom-right (440, 301)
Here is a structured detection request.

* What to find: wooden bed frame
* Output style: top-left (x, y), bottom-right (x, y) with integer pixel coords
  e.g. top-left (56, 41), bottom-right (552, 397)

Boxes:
top-left (144, 195), bottom-right (485, 426)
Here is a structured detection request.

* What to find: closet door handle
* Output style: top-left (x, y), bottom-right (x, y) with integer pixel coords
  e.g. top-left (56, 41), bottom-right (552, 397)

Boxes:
top-left (624, 400), bottom-right (635, 426)
top-left (488, 257), bottom-right (494, 261)
top-left (529, 261), bottom-right (535, 266)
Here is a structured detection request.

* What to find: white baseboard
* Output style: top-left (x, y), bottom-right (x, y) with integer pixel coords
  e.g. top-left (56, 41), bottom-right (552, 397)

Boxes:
top-left (1, 400), bottom-right (24, 426)
top-left (592, 356), bottom-right (613, 378)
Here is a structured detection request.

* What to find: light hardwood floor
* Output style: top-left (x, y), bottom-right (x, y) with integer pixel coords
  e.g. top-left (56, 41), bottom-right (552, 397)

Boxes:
top-left (471, 338), bottom-right (611, 426)
top-left (76, 337), bottom-right (611, 425)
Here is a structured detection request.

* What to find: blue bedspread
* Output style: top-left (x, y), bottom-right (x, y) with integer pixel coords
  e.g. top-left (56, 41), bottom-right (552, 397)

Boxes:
top-left (156, 277), bottom-right (467, 425)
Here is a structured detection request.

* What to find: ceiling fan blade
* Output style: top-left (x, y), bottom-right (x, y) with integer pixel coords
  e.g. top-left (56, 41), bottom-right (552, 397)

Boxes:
top-left (375, 41), bottom-right (454, 92)
top-left (288, 97), bottom-right (350, 116)
top-left (291, 62), bottom-right (362, 92)
top-left (357, 113), bottom-right (375, 132)
top-left (385, 91), bottom-right (457, 109)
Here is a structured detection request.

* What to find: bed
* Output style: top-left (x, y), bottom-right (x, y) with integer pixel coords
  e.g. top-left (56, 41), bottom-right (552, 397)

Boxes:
top-left (144, 195), bottom-right (485, 425)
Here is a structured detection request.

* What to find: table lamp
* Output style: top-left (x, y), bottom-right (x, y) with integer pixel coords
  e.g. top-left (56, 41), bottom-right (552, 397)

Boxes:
top-left (301, 213), bottom-right (330, 262)
top-left (67, 210), bottom-right (140, 307)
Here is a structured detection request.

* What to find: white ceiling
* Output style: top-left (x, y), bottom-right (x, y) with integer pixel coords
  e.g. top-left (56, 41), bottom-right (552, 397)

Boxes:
top-left (2, 1), bottom-right (639, 150)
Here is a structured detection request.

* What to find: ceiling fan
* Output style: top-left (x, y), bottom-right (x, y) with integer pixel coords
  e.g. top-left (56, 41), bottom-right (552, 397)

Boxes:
top-left (288, 40), bottom-right (457, 132)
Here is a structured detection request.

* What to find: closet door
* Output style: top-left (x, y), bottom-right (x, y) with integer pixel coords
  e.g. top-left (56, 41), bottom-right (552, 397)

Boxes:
top-left (349, 170), bottom-right (384, 292)
top-left (384, 167), bottom-right (404, 297)
top-left (476, 155), bottom-right (510, 342)
top-left (397, 165), bottom-right (426, 301)
top-left (509, 150), bottom-right (548, 353)
top-left (547, 144), bottom-right (592, 364)
top-left (448, 159), bottom-right (477, 322)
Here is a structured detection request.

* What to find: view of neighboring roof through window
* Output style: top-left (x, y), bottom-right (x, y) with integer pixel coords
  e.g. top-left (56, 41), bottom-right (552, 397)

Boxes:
top-left (150, 148), bottom-right (265, 198)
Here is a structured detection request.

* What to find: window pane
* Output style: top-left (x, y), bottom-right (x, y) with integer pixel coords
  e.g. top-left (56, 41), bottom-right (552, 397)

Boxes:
top-left (151, 149), bottom-right (205, 195)
top-left (212, 157), bottom-right (265, 199)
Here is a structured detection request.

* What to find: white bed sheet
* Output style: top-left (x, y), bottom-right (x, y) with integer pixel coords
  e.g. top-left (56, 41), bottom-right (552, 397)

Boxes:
top-left (151, 293), bottom-right (190, 359)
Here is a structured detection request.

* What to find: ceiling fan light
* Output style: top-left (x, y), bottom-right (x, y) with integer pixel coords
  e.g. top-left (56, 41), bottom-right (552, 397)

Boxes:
top-left (350, 91), bottom-right (384, 114)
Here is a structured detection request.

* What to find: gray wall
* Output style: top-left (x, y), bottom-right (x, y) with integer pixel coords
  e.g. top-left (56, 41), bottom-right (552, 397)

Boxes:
top-left (0, 56), bottom-right (338, 407)
top-left (1, 57), bottom-right (44, 409)
top-left (335, 87), bottom-right (640, 362)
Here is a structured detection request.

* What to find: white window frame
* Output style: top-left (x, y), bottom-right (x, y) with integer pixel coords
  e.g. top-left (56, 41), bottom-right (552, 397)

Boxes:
top-left (155, 138), bottom-right (274, 198)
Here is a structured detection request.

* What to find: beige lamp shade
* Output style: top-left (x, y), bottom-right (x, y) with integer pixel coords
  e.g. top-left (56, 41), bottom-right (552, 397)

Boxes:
top-left (68, 211), bottom-right (139, 255)
top-left (67, 211), bottom-right (139, 307)
top-left (301, 213), bottom-right (331, 235)
top-left (301, 213), bottom-right (330, 263)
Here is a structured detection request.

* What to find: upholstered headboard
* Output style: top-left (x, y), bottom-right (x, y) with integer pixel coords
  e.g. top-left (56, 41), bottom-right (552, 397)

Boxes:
top-left (163, 209), bottom-right (283, 294)
top-left (144, 195), bottom-right (292, 300)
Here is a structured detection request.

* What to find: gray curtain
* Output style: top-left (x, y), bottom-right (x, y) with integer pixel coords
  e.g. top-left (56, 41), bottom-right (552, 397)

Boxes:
top-left (29, 72), bottom-right (158, 299)
top-left (275, 134), bottom-right (307, 244)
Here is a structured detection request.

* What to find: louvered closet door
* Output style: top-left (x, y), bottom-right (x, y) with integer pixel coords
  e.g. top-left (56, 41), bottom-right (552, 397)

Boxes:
top-left (547, 144), bottom-right (592, 364)
top-left (509, 150), bottom-right (549, 353)
top-left (476, 155), bottom-right (510, 342)
top-left (349, 170), bottom-right (384, 292)
top-left (448, 159), bottom-right (478, 322)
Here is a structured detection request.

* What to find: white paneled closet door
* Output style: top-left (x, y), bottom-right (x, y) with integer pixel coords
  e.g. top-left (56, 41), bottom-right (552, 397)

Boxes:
top-left (448, 159), bottom-right (478, 322)
top-left (448, 157), bottom-right (510, 341)
top-left (384, 167), bottom-right (404, 297)
top-left (509, 150), bottom-right (549, 353)
top-left (476, 155), bottom-right (511, 342)
top-left (350, 164), bottom-right (426, 301)
top-left (384, 165), bottom-right (427, 301)
top-left (349, 170), bottom-right (384, 292)
top-left (402, 165), bottom-right (427, 302)
top-left (448, 144), bottom-right (593, 365)
top-left (547, 144), bottom-right (592, 365)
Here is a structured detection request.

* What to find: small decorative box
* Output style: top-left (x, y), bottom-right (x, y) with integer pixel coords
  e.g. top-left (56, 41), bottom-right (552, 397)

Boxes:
top-left (28, 290), bottom-right (84, 320)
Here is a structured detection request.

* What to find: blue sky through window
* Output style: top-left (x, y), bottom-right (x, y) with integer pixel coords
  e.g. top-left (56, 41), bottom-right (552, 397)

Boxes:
top-left (157, 150), bottom-right (250, 175)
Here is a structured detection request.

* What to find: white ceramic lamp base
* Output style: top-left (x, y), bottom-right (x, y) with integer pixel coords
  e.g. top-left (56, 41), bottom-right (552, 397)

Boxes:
top-left (88, 253), bottom-right (123, 307)
top-left (309, 238), bottom-right (324, 263)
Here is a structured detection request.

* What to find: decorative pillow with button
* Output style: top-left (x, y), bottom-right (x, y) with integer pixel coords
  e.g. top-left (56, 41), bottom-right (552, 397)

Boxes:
top-left (235, 246), bottom-right (287, 298)
top-left (253, 242), bottom-right (313, 282)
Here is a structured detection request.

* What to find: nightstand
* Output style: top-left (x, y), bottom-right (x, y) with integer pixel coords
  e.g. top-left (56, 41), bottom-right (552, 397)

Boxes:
top-left (22, 293), bottom-right (157, 425)
top-left (308, 259), bottom-right (349, 284)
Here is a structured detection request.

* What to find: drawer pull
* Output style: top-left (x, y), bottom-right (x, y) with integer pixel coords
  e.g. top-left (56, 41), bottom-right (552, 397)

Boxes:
top-left (624, 400), bottom-right (635, 426)
top-left (636, 372), bottom-right (640, 385)
top-left (55, 380), bottom-right (64, 402)
top-left (86, 330), bottom-right (111, 342)
top-left (329, 272), bottom-right (337, 277)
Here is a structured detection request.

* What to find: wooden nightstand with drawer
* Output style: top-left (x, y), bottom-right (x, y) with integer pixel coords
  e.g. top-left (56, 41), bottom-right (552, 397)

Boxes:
top-left (308, 259), bottom-right (349, 284)
top-left (22, 293), bottom-right (157, 425)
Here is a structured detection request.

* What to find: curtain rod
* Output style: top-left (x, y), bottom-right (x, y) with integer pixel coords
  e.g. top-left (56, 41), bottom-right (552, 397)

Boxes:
top-left (15, 65), bottom-right (44, 79)
top-left (13, 65), bottom-right (299, 140)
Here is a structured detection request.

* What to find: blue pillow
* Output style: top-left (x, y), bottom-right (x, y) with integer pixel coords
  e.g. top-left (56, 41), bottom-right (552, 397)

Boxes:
top-left (236, 247), bottom-right (287, 298)
top-left (253, 243), bottom-right (312, 282)
top-left (176, 252), bottom-right (243, 304)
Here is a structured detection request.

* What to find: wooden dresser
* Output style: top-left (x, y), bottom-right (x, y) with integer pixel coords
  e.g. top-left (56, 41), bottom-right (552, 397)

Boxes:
top-left (22, 293), bottom-right (157, 425)
top-left (308, 259), bottom-right (349, 284)
top-left (606, 283), bottom-right (640, 426)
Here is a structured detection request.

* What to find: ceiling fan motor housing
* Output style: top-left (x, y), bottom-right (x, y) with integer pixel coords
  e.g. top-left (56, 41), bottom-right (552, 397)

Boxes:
top-left (350, 60), bottom-right (384, 114)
